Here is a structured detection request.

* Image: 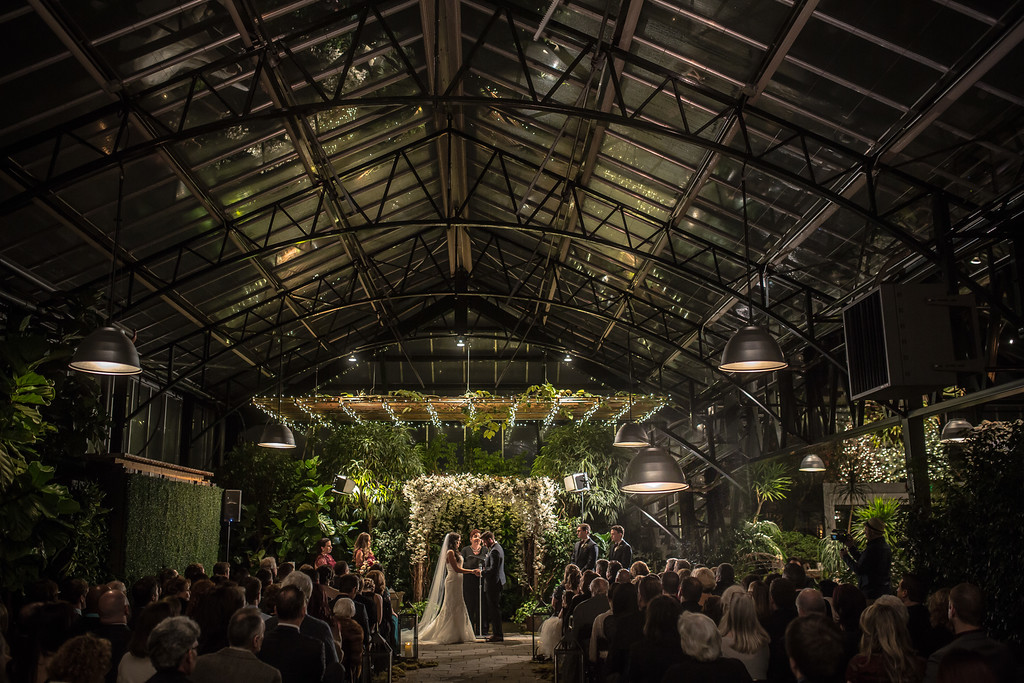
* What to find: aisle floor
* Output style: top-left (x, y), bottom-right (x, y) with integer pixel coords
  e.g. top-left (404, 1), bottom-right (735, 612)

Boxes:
top-left (400, 633), bottom-right (551, 682)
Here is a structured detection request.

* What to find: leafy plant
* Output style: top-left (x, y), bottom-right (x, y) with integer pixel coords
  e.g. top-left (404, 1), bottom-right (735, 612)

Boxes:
top-left (749, 462), bottom-right (793, 521)
top-left (732, 520), bottom-right (784, 564)
top-left (269, 456), bottom-right (345, 563)
top-left (513, 597), bottom-right (545, 626)
top-left (64, 480), bottom-right (111, 583)
top-left (775, 530), bottom-right (822, 564)
top-left (532, 421), bottom-right (628, 523)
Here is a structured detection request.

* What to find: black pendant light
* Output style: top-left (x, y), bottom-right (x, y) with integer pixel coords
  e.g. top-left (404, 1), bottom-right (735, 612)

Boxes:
top-left (939, 418), bottom-right (973, 444)
top-left (719, 169), bottom-right (787, 373)
top-left (799, 454), bottom-right (826, 472)
top-left (620, 446), bottom-right (689, 493)
top-left (258, 332), bottom-right (295, 449)
top-left (614, 331), bottom-right (651, 448)
top-left (70, 166), bottom-right (142, 376)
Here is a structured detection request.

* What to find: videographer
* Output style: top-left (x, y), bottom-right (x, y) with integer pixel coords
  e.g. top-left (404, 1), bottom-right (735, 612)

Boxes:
top-left (839, 517), bottom-right (892, 601)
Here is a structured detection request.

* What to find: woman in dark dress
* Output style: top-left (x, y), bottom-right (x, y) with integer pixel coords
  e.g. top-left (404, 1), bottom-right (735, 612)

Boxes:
top-left (461, 529), bottom-right (487, 635)
top-left (626, 595), bottom-right (683, 682)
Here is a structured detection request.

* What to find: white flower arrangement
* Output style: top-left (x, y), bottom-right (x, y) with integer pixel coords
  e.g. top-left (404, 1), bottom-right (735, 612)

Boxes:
top-left (403, 474), bottom-right (558, 588)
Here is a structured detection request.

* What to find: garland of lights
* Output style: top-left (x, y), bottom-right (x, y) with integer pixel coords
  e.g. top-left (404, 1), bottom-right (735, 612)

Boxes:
top-left (425, 401), bottom-right (443, 430)
top-left (542, 397), bottom-right (561, 430)
top-left (339, 400), bottom-right (363, 424)
top-left (381, 397), bottom-right (409, 427)
top-left (294, 396), bottom-right (334, 430)
top-left (583, 399), bottom-right (602, 421)
top-left (637, 400), bottom-right (667, 424)
top-left (505, 399), bottom-right (519, 442)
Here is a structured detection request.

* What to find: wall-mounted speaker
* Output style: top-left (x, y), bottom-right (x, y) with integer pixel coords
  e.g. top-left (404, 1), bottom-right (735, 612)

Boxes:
top-left (223, 489), bottom-right (242, 523)
top-left (843, 284), bottom-right (981, 401)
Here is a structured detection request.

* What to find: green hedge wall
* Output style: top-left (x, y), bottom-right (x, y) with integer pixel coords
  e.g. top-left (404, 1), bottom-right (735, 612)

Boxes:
top-left (123, 475), bottom-right (221, 582)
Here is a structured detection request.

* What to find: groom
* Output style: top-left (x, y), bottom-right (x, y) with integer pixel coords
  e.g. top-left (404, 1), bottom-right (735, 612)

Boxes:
top-left (478, 531), bottom-right (505, 642)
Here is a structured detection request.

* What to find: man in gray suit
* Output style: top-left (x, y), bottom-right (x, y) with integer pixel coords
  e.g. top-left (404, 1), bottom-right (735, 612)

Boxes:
top-left (479, 530), bottom-right (506, 642)
top-left (192, 607), bottom-right (281, 683)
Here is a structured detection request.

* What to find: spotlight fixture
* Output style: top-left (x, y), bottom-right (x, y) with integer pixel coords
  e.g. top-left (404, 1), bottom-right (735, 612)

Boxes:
top-left (799, 454), bottom-right (826, 472)
top-left (70, 167), bottom-right (142, 376)
top-left (620, 446), bottom-right (689, 493)
top-left (564, 473), bottom-right (590, 493)
top-left (940, 418), bottom-right (973, 444)
top-left (331, 474), bottom-right (359, 495)
top-left (456, 337), bottom-right (466, 347)
top-left (718, 171), bottom-right (787, 373)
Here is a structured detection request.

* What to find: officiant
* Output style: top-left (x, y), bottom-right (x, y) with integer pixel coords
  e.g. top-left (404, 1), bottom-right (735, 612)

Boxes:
top-left (461, 528), bottom-right (487, 634)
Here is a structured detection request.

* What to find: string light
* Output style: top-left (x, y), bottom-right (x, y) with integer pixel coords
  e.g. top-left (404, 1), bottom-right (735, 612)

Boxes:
top-left (505, 399), bottom-right (519, 441)
top-left (381, 397), bottom-right (409, 427)
top-left (425, 401), bottom-right (443, 430)
top-left (542, 397), bottom-right (561, 430)
top-left (583, 399), bottom-right (602, 421)
top-left (637, 400), bottom-right (667, 423)
top-left (339, 399), bottom-right (364, 424)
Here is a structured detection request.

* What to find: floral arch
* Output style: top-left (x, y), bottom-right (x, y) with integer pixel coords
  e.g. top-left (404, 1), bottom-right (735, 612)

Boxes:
top-left (403, 474), bottom-right (558, 600)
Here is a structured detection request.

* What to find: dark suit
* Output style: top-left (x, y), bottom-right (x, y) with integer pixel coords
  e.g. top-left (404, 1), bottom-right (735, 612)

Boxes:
top-left (924, 629), bottom-right (1016, 683)
top-left (572, 538), bottom-right (598, 571)
top-left (266, 614), bottom-right (338, 666)
top-left (192, 647), bottom-right (282, 683)
top-left (608, 539), bottom-right (632, 568)
top-left (258, 624), bottom-right (325, 683)
top-left (482, 541), bottom-right (505, 640)
top-left (143, 671), bottom-right (192, 683)
top-left (91, 622), bottom-right (131, 683)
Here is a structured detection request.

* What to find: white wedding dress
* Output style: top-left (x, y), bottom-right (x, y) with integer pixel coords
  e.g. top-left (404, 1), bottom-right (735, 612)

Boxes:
top-left (419, 534), bottom-right (478, 644)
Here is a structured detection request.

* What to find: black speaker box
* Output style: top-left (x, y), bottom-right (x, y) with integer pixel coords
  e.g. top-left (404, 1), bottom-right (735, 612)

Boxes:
top-left (223, 489), bottom-right (242, 523)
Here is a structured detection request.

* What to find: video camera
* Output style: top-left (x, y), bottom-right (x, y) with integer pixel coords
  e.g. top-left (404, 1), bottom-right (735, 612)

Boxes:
top-left (830, 529), bottom-right (851, 543)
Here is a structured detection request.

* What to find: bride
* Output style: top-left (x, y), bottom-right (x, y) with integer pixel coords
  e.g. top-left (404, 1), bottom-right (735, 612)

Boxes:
top-left (419, 532), bottom-right (479, 644)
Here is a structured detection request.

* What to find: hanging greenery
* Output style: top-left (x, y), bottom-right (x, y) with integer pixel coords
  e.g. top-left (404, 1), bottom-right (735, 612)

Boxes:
top-left (403, 474), bottom-right (558, 589)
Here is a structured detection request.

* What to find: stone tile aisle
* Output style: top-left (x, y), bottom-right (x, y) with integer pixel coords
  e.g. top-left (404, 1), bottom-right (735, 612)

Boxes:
top-left (401, 634), bottom-right (551, 682)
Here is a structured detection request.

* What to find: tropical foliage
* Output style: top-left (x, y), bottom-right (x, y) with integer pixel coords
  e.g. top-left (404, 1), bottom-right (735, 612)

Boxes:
top-left (531, 420), bottom-right (628, 523)
top-left (908, 420), bottom-right (1024, 645)
top-left (749, 462), bottom-right (793, 521)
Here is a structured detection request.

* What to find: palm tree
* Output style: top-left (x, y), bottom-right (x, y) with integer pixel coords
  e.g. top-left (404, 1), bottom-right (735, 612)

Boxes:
top-left (750, 462), bottom-right (793, 521)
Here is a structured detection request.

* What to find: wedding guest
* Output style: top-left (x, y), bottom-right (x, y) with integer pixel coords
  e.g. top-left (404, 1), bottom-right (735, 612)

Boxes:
top-left (539, 566), bottom-right (580, 657)
top-left (785, 614), bottom-right (845, 683)
top-left (316, 567), bottom-right (340, 603)
top-left (367, 570), bottom-right (396, 650)
top-left (846, 602), bottom-right (924, 683)
top-left (680, 577), bottom-right (705, 614)
top-left (571, 577), bottom-right (610, 644)
top-left (461, 529), bottom-right (487, 634)
top-left (715, 563), bottom-right (737, 596)
top-left (925, 588), bottom-right (954, 655)
top-left (664, 559), bottom-right (678, 573)
top-left (212, 563), bottom-right (231, 584)
top-left (48, 633), bottom-right (111, 683)
top-left (588, 582), bottom-right (615, 664)
top-left (331, 599), bottom-right (363, 679)
top-left (626, 595), bottom-right (683, 682)
top-left (604, 582), bottom-right (643, 680)
top-left (131, 578), bottom-right (161, 623)
top-left (94, 590), bottom-right (132, 683)
top-left (897, 574), bottom-right (932, 655)
top-left (924, 583), bottom-right (1014, 683)
top-left (629, 561), bottom-right (650, 579)
top-left (22, 601), bottom-right (79, 683)
top-left (193, 583), bottom-right (245, 655)
top-left (191, 607), bottom-right (281, 683)
top-left (693, 567), bottom-right (717, 606)
top-left (146, 616), bottom-right (201, 683)
top-left (352, 533), bottom-right (376, 572)
top-left (606, 561), bottom-right (622, 583)
top-left (335, 574), bottom-right (371, 646)
top-left (936, 650), bottom-right (1000, 683)
top-left (243, 578), bottom-right (270, 622)
top-left (313, 539), bottom-right (336, 570)
top-left (676, 559), bottom-right (693, 572)
top-left (615, 569), bottom-right (632, 584)
top-left (796, 588), bottom-right (827, 617)
top-left (704, 595), bottom-right (724, 625)
top-left (63, 579), bottom-right (90, 617)
top-left (834, 583), bottom-right (868, 670)
top-left (268, 572), bottom-right (339, 667)
top-left (661, 611), bottom-right (752, 682)
top-left (661, 570), bottom-right (681, 600)
top-left (186, 580), bottom-right (214, 617)
top-left (277, 563), bottom-right (294, 584)
top-left (747, 580), bottom-right (771, 626)
top-left (259, 588), bottom-right (325, 683)
top-left (161, 578), bottom-right (190, 617)
top-left (766, 577), bottom-right (798, 683)
top-left (720, 592), bottom-right (770, 681)
top-left (596, 559), bottom-right (609, 581)
top-left (259, 558), bottom-right (278, 584)
top-left (117, 600), bottom-right (179, 683)
top-left (571, 523), bottom-right (598, 572)
top-left (608, 525), bottom-right (632, 568)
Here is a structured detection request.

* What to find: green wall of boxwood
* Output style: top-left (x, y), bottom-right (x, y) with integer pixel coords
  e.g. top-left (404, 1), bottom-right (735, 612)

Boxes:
top-left (123, 475), bottom-right (221, 581)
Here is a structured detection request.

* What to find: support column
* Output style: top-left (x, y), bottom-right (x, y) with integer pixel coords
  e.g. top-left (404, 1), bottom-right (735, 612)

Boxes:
top-left (900, 398), bottom-right (930, 513)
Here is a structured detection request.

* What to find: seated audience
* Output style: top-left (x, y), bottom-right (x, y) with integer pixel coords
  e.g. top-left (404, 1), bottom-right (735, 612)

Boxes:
top-left (680, 577), bottom-right (705, 614)
top-left (629, 561), bottom-right (650, 579)
top-left (834, 582), bottom-right (868, 670)
top-left (267, 571), bottom-right (339, 667)
top-left (192, 583), bottom-right (245, 655)
top-left (715, 563), bottom-right (737, 596)
top-left (145, 616), bottom-right (201, 683)
top-left (935, 649), bottom-right (1000, 683)
top-left (192, 607), bottom-right (281, 683)
top-left (93, 590), bottom-right (132, 683)
top-left (785, 614), bottom-right (845, 683)
top-left (693, 567), bottom-right (717, 605)
top-left (605, 561), bottom-right (622, 583)
top-left (747, 579), bottom-right (771, 626)
top-left (604, 582), bottom-right (643, 679)
top-left (846, 602), bottom-right (924, 683)
top-left (661, 611), bottom-right (752, 682)
top-left (570, 577), bottom-right (610, 644)
top-left (796, 588), bottom-right (827, 617)
top-left (925, 588), bottom-right (955, 655)
top-left (704, 595), bottom-right (724, 625)
top-left (897, 574), bottom-right (933, 656)
top-left (661, 570), bottom-right (680, 600)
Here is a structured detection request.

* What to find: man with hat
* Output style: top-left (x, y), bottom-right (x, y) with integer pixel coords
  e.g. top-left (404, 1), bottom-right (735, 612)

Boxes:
top-left (841, 517), bottom-right (892, 600)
